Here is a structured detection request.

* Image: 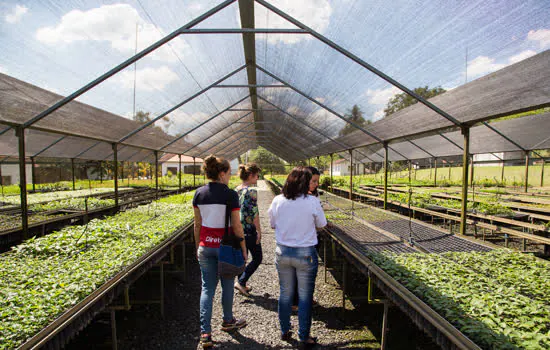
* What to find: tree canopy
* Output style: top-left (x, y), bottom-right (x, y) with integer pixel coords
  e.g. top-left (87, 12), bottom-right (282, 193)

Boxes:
top-left (248, 147), bottom-right (287, 174)
top-left (338, 105), bottom-right (371, 137)
top-left (383, 86), bottom-right (446, 117)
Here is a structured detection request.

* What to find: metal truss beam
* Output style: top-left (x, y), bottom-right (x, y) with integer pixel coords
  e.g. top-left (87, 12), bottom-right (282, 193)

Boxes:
top-left (159, 95), bottom-right (250, 151)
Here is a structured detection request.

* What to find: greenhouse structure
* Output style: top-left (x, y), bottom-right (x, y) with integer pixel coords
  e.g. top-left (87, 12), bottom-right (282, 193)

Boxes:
top-left (0, 0), bottom-right (549, 349)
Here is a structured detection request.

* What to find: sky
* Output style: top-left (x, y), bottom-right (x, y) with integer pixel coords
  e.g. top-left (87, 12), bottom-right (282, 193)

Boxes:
top-left (0, 0), bottom-right (549, 142)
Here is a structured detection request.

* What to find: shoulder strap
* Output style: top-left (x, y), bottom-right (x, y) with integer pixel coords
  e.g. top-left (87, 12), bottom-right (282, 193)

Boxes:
top-left (224, 195), bottom-right (231, 238)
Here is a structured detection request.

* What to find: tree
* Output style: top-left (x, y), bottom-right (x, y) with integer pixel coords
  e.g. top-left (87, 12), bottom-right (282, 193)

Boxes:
top-left (338, 105), bottom-right (371, 137)
top-left (134, 110), bottom-right (152, 124)
top-left (383, 86), bottom-right (446, 117)
top-left (248, 147), bottom-right (286, 174)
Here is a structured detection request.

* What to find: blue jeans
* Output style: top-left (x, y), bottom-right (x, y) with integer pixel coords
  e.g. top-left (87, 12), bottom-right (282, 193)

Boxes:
top-left (198, 246), bottom-right (235, 334)
top-left (238, 235), bottom-right (263, 286)
top-left (275, 244), bottom-right (318, 341)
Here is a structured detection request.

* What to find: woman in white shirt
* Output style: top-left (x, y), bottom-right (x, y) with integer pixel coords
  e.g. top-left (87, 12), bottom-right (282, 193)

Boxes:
top-left (268, 166), bottom-right (327, 347)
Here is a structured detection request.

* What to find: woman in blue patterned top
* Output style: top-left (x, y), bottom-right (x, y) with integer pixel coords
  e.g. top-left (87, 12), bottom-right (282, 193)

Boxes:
top-left (234, 163), bottom-right (263, 296)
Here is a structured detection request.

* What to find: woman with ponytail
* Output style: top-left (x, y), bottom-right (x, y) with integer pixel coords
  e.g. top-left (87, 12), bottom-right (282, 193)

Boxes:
top-left (234, 163), bottom-right (263, 296)
top-left (193, 155), bottom-right (248, 348)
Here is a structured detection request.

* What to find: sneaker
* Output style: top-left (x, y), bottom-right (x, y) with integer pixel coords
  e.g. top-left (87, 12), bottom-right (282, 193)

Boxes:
top-left (234, 282), bottom-right (250, 296)
top-left (200, 333), bottom-right (213, 349)
top-left (221, 317), bottom-right (247, 332)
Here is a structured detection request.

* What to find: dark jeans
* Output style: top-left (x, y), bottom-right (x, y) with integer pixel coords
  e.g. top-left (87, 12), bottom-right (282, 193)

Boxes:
top-left (237, 234), bottom-right (263, 286)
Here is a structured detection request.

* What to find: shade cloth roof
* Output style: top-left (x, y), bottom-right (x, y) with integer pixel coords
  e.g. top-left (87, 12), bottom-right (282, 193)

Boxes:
top-left (0, 0), bottom-right (549, 163)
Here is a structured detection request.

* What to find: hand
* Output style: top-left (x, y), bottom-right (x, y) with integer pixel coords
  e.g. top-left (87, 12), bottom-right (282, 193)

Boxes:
top-left (256, 233), bottom-right (261, 245)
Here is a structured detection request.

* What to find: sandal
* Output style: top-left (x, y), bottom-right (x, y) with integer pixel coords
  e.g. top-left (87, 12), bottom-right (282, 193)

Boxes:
top-left (234, 282), bottom-right (250, 296)
top-left (200, 333), bottom-right (213, 349)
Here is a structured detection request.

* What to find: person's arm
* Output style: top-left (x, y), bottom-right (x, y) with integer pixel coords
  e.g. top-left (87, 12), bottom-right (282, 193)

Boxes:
top-left (250, 189), bottom-right (261, 244)
top-left (230, 190), bottom-right (247, 261)
top-left (313, 198), bottom-right (327, 229)
top-left (193, 207), bottom-right (202, 254)
top-left (231, 210), bottom-right (247, 261)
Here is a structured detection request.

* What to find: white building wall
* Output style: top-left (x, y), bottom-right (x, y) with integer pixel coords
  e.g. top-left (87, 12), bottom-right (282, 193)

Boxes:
top-left (0, 164), bottom-right (33, 185)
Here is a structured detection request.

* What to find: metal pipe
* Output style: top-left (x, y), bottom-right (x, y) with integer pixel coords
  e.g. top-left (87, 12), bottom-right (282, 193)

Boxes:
top-left (119, 65), bottom-right (247, 143)
top-left (159, 95), bottom-right (250, 151)
top-left (24, 0), bottom-right (238, 128)
top-left (31, 157), bottom-right (36, 192)
top-left (470, 156), bottom-right (474, 187)
top-left (541, 159), bottom-right (545, 187)
top-left (178, 28), bottom-right (308, 34)
top-left (113, 144), bottom-right (119, 207)
top-left (214, 84), bottom-right (290, 88)
top-left (501, 160), bottom-right (505, 183)
top-left (524, 152), bottom-right (529, 193)
top-left (383, 143), bottom-right (389, 210)
top-left (460, 127), bottom-right (470, 236)
top-left (193, 157), bottom-right (196, 187)
top-left (16, 127), bottom-right (28, 238)
top-left (71, 158), bottom-right (75, 191)
top-left (178, 154), bottom-right (182, 189)
top-left (330, 153), bottom-right (333, 192)
top-left (434, 157), bottom-right (438, 187)
top-left (349, 150), bottom-right (353, 201)
top-left (155, 151), bottom-right (159, 197)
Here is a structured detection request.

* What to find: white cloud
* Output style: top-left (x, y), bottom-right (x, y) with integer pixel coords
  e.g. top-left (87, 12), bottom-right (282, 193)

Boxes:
top-left (467, 49), bottom-right (538, 79)
top-left (527, 29), bottom-right (550, 49)
top-left (365, 86), bottom-right (401, 106)
top-left (373, 109), bottom-right (385, 121)
top-left (467, 56), bottom-right (506, 78)
top-left (115, 66), bottom-right (178, 91)
top-left (164, 110), bottom-right (209, 136)
top-left (36, 4), bottom-right (188, 62)
top-left (314, 97), bottom-right (326, 103)
top-left (508, 50), bottom-right (537, 64)
top-left (254, 0), bottom-right (332, 45)
top-left (0, 66), bottom-right (6, 74)
top-left (5, 4), bottom-right (28, 24)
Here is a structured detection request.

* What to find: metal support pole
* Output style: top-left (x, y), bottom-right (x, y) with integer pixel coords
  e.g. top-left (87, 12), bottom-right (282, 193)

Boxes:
top-left (100, 161), bottom-right (103, 183)
top-left (330, 153), bottom-right (333, 193)
top-left (31, 157), bottom-right (36, 192)
top-left (448, 162), bottom-right (452, 181)
top-left (501, 160), bottom-right (505, 184)
top-left (178, 154), bottom-right (182, 189)
top-left (349, 150), bottom-right (353, 201)
top-left (541, 159), bottom-right (545, 187)
top-left (460, 128), bottom-right (470, 236)
top-left (71, 158), bottom-right (75, 191)
top-left (408, 160), bottom-right (412, 183)
top-left (380, 301), bottom-right (389, 350)
top-left (524, 152), bottom-right (529, 193)
top-left (110, 309), bottom-right (118, 350)
top-left (193, 157), bottom-right (196, 187)
top-left (113, 144), bottom-right (119, 208)
top-left (154, 151), bottom-right (159, 198)
top-left (433, 157), bottom-right (438, 187)
top-left (383, 143), bottom-right (389, 210)
top-left (470, 156), bottom-right (474, 188)
top-left (16, 127), bottom-right (28, 239)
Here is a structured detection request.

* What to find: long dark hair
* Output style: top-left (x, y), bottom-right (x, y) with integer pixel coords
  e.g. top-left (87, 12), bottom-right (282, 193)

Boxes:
top-left (282, 166), bottom-right (312, 200)
top-left (306, 166), bottom-right (320, 197)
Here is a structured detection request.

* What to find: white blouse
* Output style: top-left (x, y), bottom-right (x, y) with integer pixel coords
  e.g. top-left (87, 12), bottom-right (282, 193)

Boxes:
top-left (268, 194), bottom-right (327, 247)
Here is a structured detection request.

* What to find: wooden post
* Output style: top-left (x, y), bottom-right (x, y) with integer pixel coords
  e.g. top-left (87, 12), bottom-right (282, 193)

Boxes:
top-left (524, 152), bottom-right (529, 193)
top-left (71, 158), bottom-right (76, 190)
top-left (113, 144), bottom-right (119, 207)
top-left (31, 157), bottom-right (36, 192)
top-left (330, 153), bottom-right (333, 193)
top-left (383, 143), bottom-right (389, 210)
top-left (178, 154), bottom-right (182, 189)
top-left (434, 157), bottom-right (438, 187)
top-left (460, 127), bottom-right (470, 236)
